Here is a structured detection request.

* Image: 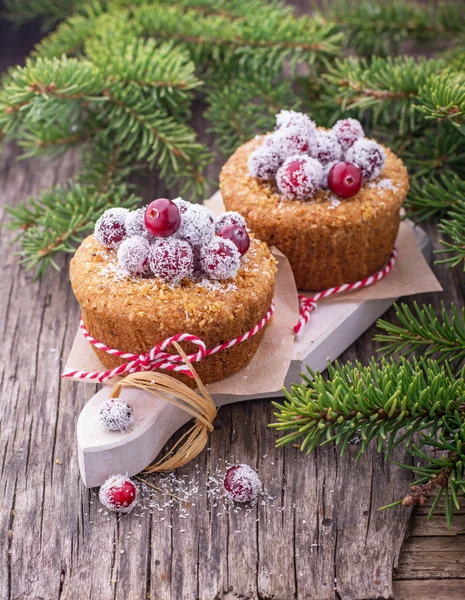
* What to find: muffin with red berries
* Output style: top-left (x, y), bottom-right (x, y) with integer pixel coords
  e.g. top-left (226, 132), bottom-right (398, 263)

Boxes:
top-left (70, 198), bottom-right (276, 385)
top-left (220, 111), bottom-right (409, 291)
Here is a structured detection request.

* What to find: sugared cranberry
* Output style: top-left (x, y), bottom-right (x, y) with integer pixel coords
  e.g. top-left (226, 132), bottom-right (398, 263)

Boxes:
top-left (214, 211), bottom-right (246, 234)
top-left (345, 139), bottom-right (385, 181)
top-left (175, 204), bottom-right (215, 247)
top-left (224, 464), bottom-right (261, 503)
top-left (94, 208), bottom-right (129, 249)
top-left (99, 475), bottom-right (138, 513)
top-left (144, 198), bottom-right (181, 237)
top-left (149, 238), bottom-right (194, 284)
top-left (248, 146), bottom-right (283, 180)
top-left (332, 118), bottom-right (364, 151)
top-left (98, 398), bottom-right (134, 431)
top-left (312, 130), bottom-right (342, 165)
top-left (200, 238), bottom-right (241, 280)
top-left (117, 235), bottom-right (151, 276)
top-left (276, 155), bottom-right (323, 200)
top-left (327, 162), bottom-right (363, 198)
top-left (275, 110), bottom-right (317, 140)
top-left (218, 224), bottom-right (250, 256)
top-left (267, 125), bottom-right (314, 157)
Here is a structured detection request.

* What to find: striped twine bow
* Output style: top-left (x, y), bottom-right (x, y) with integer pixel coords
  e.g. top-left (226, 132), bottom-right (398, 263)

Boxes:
top-left (62, 302), bottom-right (275, 384)
top-left (293, 248), bottom-right (398, 338)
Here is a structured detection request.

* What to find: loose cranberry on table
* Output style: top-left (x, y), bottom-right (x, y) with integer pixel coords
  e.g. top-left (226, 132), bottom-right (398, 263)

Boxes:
top-left (99, 475), bottom-right (138, 513)
top-left (276, 155), bottom-right (323, 200)
top-left (218, 224), bottom-right (250, 256)
top-left (327, 162), bottom-right (363, 198)
top-left (144, 198), bottom-right (181, 237)
top-left (94, 207), bottom-right (129, 249)
top-left (224, 464), bottom-right (262, 503)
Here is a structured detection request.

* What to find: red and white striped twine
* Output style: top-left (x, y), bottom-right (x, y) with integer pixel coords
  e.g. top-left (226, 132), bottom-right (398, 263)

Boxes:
top-left (62, 302), bottom-right (275, 383)
top-left (62, 249), bottom-right (397, 383)
top-left (293, 248), bottom-right (397, 338)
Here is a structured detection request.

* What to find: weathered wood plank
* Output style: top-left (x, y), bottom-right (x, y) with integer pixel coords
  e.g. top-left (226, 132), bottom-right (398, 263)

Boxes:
top-left (393, 579), bottom-right (465, 600)
top-left (395, 537), bottom-right (465, 580)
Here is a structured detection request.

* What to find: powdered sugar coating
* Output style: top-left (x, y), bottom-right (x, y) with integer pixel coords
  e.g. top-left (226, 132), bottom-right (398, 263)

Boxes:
top-left (223, 464), bottom-right (262, 503)
top-left (200, 237), bottom-right (241, 280)
top-left (346, 138), bottom-right (386, 181)
top-left (172, 197), bottom-right (192, 214)
top-left (214, 211), bottom-right (246, 233)
top-left (176, 204), bottom-right (215, 247)
top-left (248, 145), bottom-right (283, 180)
top-left (99, 474), bottom-right (138, 513)
top-left (321, 160), bottom-right (338, 189)
top-left (94, 208), bottom-right (129, 249)
top-left (312, 130), bottom-right (343, 165)
top-left (117, 235), bottom-right (151, 276)
top-left (332, 118), bottom-right (365, 152)
top-left (98, 398), bottom-right (134, 431)
top-left (276, 155), bottom-right (323, 200)
top-left (125, 208), bottom-right (151, 240)
top-left (275, 110), bottom-right (317, 139)
top-left (149, 238), bottom-right (194, 284)
top-left (266, 124), bottom-right (317, 158)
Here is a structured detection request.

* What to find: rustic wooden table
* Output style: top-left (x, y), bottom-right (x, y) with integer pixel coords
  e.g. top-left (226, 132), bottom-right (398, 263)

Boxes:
top-left (1, 9), bottom-right (464, 600)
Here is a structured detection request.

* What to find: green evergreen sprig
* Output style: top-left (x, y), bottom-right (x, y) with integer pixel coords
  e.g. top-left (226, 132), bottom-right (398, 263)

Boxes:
top-left (375, 302), bottom-right (465, 371)
top-left (271, 357), bottom-right (465, 525)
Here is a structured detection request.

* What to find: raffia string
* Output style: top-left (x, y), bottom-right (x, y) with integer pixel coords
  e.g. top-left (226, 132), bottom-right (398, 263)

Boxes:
top-left (109, 342), bottom-right (217, 472)
top-left (293, 248), bottom-right (397, 338)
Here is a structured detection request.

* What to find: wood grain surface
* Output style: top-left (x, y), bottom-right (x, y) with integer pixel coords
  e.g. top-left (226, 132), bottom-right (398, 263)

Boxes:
top-left (1, 4), bottom-right (464, 599)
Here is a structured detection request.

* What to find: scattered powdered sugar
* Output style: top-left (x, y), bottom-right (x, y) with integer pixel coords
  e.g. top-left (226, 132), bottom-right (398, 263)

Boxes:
top-left (327, 195), bottom-right (342, 209)
top-left (214, 211), bottom-right (247, 233)
top-left (200, 237), bottom-right (241, 280)
top-left (176, 204), bottom-right (215, 247)
top-left (276, 155), bottom-right (323, 200)
top-left (312, 130), bottom-right (342, 165)
top-left (99, 474), bottom-right (138, 514)
top-left (117, 235), bottom-right (151, 276)
top-left (345, 138), bottom-right (386, 181)
top-left (98, 398), bottom-right (134, 431)
top-left (248, 146), bottom-right (283, 180)
top-left (332, 118), bottom-right (365, 152)
top-left (368, 177), bottom-right (398, 191)
top-left (149, 238), bottom-right (194, 284)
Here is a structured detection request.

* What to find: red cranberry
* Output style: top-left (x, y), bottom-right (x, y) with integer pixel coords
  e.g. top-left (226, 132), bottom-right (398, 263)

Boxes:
top-left (224, 464), bottom-right (261, 503)
top-left (94, 208), bottom-right (129, 249)
top-left (327, 162), bottom-right (363, 198)
top-left (214, 211), bottom-right (246, 234)
top-left (218, 224), bottom-right (250, 256)
top-left (144, 198), bottom-right (181, 237)
top-left (345, 139), bottom-right (386, 181)
top-left (200, 238), bottom-right (241, 280)
top-left (149, 238), bottom-right (194, 284)
top-left (99, 475), bottom-right (138, 513)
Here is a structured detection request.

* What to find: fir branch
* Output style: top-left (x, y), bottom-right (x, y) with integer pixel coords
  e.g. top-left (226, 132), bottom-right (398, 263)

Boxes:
top-left (325, 0), bottom-right (465, 58)
top-left (271, 358), bottom-right (460, 456)
top-left (436, 204), bottom-right (465, 269)
top-left (205, 69), bottom-right (299, 154)
top-left (375, 302), bottom-right (465, 371)
top-left (417, 72), bottom-right (465, 136)
top-left (4, 0), bottom-right (79, 28)
top-left (405, 172), bottom-right (465, 222)
top-left (321, 56), bottom-right (444, 133)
